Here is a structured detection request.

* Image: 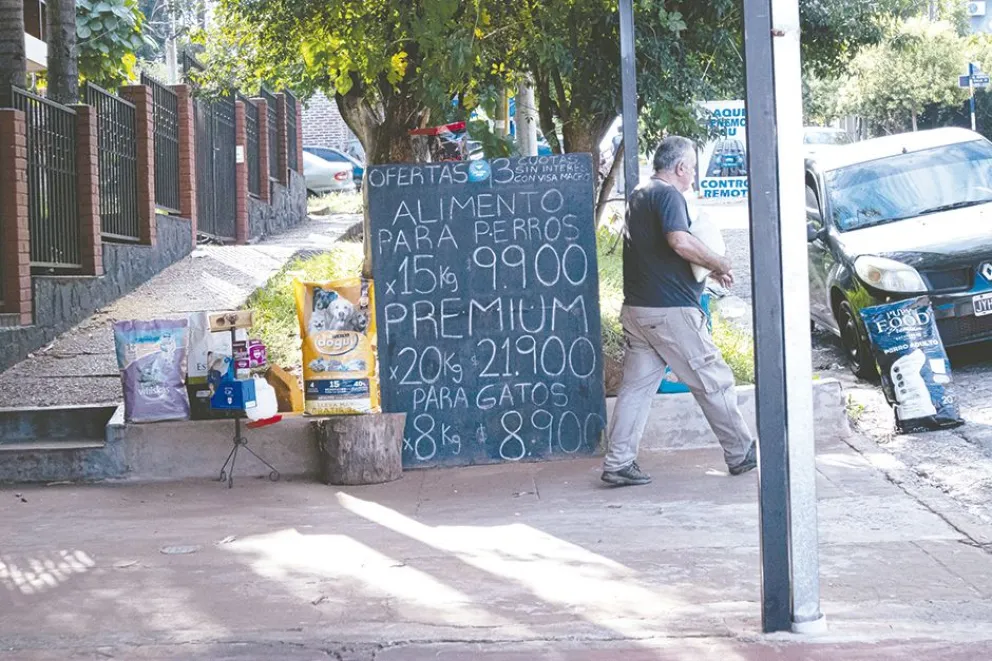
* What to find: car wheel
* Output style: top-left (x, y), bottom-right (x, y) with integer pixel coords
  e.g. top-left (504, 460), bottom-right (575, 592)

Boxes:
top-left (837, 300), bottom-right (877, 380)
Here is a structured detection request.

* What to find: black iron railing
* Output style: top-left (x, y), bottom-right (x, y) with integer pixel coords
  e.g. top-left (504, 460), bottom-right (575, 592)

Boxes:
top-left (84, 82), bottom-right (140, 243)
top-left (141, 73), bottom-right (181, 213)
top-left (285, 90), bottom-right (298, 173)
top-left (193, 92), bottom-right (238, 239)
top-left (242, 94), bottom-right (261, 197)
top-left (11, 86), bottom-right (80, 269)
top-left (259, 87), bottom-right (279, 181)
top-left (182, 50), bottom-right (204, 82)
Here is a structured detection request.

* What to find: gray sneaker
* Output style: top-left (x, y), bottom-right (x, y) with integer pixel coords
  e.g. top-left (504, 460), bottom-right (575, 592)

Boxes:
top-left (601, 461), bottom-right (652, 486)
top-left (728, 442), bottom-right (758, 476)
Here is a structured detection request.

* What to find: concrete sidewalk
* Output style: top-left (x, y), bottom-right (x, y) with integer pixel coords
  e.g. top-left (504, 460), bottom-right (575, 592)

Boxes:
top-left (3, 431), bottom-right (992, 659)
top-left (0, 213), bottom-right (359, 409)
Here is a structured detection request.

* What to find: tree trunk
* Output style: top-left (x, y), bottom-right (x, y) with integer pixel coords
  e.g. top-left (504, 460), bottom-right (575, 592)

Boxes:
top-left (911, 107), bottom-right (918, 132)
top-left (335, 78), bottom-right (431, 278)
top-left (314, 413), bottom-right (407, 485)
top-left (46, 0), bottom-right (78, 104)
top-left (596, 140), bottom-right (624, 227)
top-left (0, 0), bottom-right (27, 106)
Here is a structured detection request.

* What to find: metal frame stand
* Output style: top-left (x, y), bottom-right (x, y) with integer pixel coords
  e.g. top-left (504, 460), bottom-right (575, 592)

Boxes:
top-left (217, 416), bottom-right (280, 488)
top-left (214, 324), bottom-right (281, 488)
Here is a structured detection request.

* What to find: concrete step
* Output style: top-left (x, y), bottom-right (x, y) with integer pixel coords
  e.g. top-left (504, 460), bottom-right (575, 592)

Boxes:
top-left (0, 440), bottom-right (105, 453)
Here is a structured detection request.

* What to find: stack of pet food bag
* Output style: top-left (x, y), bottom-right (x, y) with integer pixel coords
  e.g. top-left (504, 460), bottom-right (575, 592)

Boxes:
top-left (111, 275), bottom-right (378, 423)
top-left (293, 276), bottom-right (379, 415)
top-left (112, 312), bottom-right (281, 424)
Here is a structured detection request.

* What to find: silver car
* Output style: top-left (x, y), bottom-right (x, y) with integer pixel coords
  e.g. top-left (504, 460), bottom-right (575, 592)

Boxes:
top-left (303, 151), bottom-right (356, 195)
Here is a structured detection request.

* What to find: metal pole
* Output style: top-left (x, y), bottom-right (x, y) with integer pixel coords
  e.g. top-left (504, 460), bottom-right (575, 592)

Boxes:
top-left (618, 0), bottom-right (640, 199)
top-left (742, 0), bottom-right (824, 634)
top-left (971, 62), bottom-right (977, 132)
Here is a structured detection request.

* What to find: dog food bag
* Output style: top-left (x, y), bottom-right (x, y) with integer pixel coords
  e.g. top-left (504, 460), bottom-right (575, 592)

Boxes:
top-left (113, 319), bottom-right (191, 423)
top-left (294, 277), bottom-right (379, 415)
top-left (860, 297), bottom-right (964, 434)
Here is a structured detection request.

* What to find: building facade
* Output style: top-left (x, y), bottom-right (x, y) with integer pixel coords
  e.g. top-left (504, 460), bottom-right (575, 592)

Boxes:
top-left (301, 90), bottom-right (356, 151)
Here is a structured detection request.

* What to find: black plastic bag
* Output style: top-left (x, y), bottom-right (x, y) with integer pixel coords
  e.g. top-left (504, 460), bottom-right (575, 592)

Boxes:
top-left (860, 296), bottom-right (963, 434)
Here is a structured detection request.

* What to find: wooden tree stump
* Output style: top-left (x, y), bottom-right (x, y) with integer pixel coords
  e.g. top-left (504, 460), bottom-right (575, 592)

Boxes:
top-left (313, 413), bottom-right (406, 485)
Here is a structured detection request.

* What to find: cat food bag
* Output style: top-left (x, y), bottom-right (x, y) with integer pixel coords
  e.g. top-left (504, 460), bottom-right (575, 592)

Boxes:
top-left (113, 319), bottom-right (190, 423)
top-left (860, 297), bottom-right (964, 434)
top-left (294, 277), bottom-right (379, 415)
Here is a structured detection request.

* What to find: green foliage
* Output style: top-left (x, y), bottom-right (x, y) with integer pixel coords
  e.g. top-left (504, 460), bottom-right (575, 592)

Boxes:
top-left (843, 19), bottom-right (968, 134)
top-left (247, 244), bottom-right (364, 370)
top-left (77, 0), bottom-right (153, 88)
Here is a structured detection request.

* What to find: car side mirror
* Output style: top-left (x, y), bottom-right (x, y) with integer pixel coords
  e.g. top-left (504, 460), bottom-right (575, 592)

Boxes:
top-left (806, 221), bottom-right (824, 243)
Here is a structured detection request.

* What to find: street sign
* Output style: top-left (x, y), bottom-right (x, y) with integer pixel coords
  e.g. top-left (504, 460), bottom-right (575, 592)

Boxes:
top-left (959, 73), bottom-right (991, 88)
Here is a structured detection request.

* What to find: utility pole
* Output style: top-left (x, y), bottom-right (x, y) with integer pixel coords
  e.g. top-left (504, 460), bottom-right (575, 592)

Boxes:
top-left (742, 0), bottom-right (824, 634)
top-left (618, 0), bottom-right (640, 199)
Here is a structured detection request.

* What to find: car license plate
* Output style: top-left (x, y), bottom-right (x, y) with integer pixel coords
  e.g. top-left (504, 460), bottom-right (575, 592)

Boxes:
top-left (975, 292), bottom-right (992, 317)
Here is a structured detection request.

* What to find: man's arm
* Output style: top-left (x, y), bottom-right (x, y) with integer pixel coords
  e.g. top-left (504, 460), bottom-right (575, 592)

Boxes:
top-left (667, 231), bottom-right (731, 274)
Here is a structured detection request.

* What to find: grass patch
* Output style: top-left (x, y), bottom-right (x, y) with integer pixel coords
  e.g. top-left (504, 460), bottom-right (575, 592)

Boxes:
top-left (247, 243), bottom-right (364, 369)
top-left (596, 227), bottom-right (755, 386)
top-left (308, 191), bottom-right (364, 216)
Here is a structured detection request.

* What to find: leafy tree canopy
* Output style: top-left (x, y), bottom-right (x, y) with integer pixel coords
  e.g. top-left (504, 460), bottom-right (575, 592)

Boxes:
top-left (77, 0), bottom-right (155, 88)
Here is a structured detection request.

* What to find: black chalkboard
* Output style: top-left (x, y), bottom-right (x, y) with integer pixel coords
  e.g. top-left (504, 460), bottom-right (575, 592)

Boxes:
top-left (367, 154), bottom-right (606, 468)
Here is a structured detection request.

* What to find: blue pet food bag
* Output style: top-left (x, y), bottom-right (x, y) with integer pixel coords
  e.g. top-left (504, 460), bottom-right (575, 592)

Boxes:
top-left (113, 319), bottom-right (190, 423)
top-left (860, 297), bottom-right (963, 434)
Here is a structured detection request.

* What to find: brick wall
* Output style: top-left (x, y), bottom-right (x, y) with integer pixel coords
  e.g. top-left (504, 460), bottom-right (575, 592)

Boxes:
top-left (276, 93), bottom-right (289, 186)
top-left (234, 100), bottom-right (249, 245)
top-left (172, 84), bottom-right (197, 245)
top-left (301, 90), bottom-right (355, 149)
top-left (119, 85), bottom-right (157, 247)
top-left (74, 105), bottom-right (103, 277)
top-left (0, 110), bottom-right (32, 325)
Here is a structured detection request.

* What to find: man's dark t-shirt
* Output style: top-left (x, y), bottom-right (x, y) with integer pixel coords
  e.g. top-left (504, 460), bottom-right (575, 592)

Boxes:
top-left (622, 179), bottom-right (704, 309)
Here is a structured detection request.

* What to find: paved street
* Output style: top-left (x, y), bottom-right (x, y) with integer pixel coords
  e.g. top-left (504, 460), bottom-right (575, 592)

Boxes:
top-left (708, 200), bottom-right (992, 528)
top-left (3, 432), bottom-right (992, 660)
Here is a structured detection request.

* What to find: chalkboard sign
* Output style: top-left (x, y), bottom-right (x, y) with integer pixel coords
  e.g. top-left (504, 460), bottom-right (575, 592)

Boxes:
top-left (367, 154), bottom-right (606, 468)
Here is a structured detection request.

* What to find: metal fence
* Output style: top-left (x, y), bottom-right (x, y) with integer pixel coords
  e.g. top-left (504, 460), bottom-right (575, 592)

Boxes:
top-left (11, 86), bottom-right (80, 269)
top-left (242, 94), bottom-right (261, 197)
top-left (285, 90), bottom-right (298, 173)
top-left (141, 73), bottom-right (181, 213)
top-left (84, 82), bottom-right (140, 242)
top-left (259, 87), bottom-right (279, 181)
top-left (194, 92), bottom-right (238, 239)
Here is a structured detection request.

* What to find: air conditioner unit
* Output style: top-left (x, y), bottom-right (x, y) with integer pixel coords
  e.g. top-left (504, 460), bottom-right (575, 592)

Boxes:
top-left (968, 1), bottom-right (987, 17)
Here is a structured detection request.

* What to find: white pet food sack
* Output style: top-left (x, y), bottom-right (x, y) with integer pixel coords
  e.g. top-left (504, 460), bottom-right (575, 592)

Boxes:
top-left (294, 277), bottom-right (379, 415)
top-left (860, 297), bottom-right (964, 434)
top-left (113, 319), bottom-right (190, 423)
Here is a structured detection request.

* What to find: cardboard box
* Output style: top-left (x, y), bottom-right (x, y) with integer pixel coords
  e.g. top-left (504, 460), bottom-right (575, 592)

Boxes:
top-left (208, 310), bottom-right (254, 332)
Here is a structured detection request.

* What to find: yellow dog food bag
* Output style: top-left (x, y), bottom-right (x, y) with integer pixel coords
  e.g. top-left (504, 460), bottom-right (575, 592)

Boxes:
top-left (293, 277), bottom-right (379, 415)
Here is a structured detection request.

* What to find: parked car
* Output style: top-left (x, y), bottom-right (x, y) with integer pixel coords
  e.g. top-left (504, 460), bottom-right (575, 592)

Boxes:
top-left (302, 151), bottom-right (356, 195)
top-left (803, 126), bottom-right (853, 158)
top-left (303, 145), bottom-right (364, 188)
top-left (805, 127), bottom-right (992, 378)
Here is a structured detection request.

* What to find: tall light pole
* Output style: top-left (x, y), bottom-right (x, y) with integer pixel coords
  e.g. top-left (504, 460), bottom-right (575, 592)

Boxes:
top-left (618, 0), bottom-right (639, 199)
top-left (742, 0), bottom-right (825, 634)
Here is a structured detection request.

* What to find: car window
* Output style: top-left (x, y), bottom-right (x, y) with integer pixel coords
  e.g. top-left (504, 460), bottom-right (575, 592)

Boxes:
top-left (306, 148), bottom-right (346, 163)
top-left (805, 130), bottom-right (851, 145)
top-left (825, 139), bottom-right (992, 232)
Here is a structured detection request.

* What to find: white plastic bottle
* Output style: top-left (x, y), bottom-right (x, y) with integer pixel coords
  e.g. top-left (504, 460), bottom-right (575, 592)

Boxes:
top-left (247, 376), bottom-right (279, 421)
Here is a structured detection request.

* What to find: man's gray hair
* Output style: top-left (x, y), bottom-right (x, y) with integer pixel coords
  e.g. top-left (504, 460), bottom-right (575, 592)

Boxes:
top-left (653, 136), bottom-right (694, 173)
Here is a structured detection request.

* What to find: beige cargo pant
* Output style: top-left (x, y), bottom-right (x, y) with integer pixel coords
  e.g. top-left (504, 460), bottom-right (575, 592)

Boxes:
top-left (603, 305), bottom-right (753, 471)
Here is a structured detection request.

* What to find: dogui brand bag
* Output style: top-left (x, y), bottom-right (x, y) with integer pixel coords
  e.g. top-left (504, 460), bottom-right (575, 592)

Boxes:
top-left (113, 319), bottom-right (190, 423)
top-left (294, 277), bottom-right (379, 415)
top-left (860, 297), bottom-right (964, 434)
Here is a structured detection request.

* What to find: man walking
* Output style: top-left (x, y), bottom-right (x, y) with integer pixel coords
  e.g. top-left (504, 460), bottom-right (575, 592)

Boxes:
top-left (602, 136), bottom-right (757, 486)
